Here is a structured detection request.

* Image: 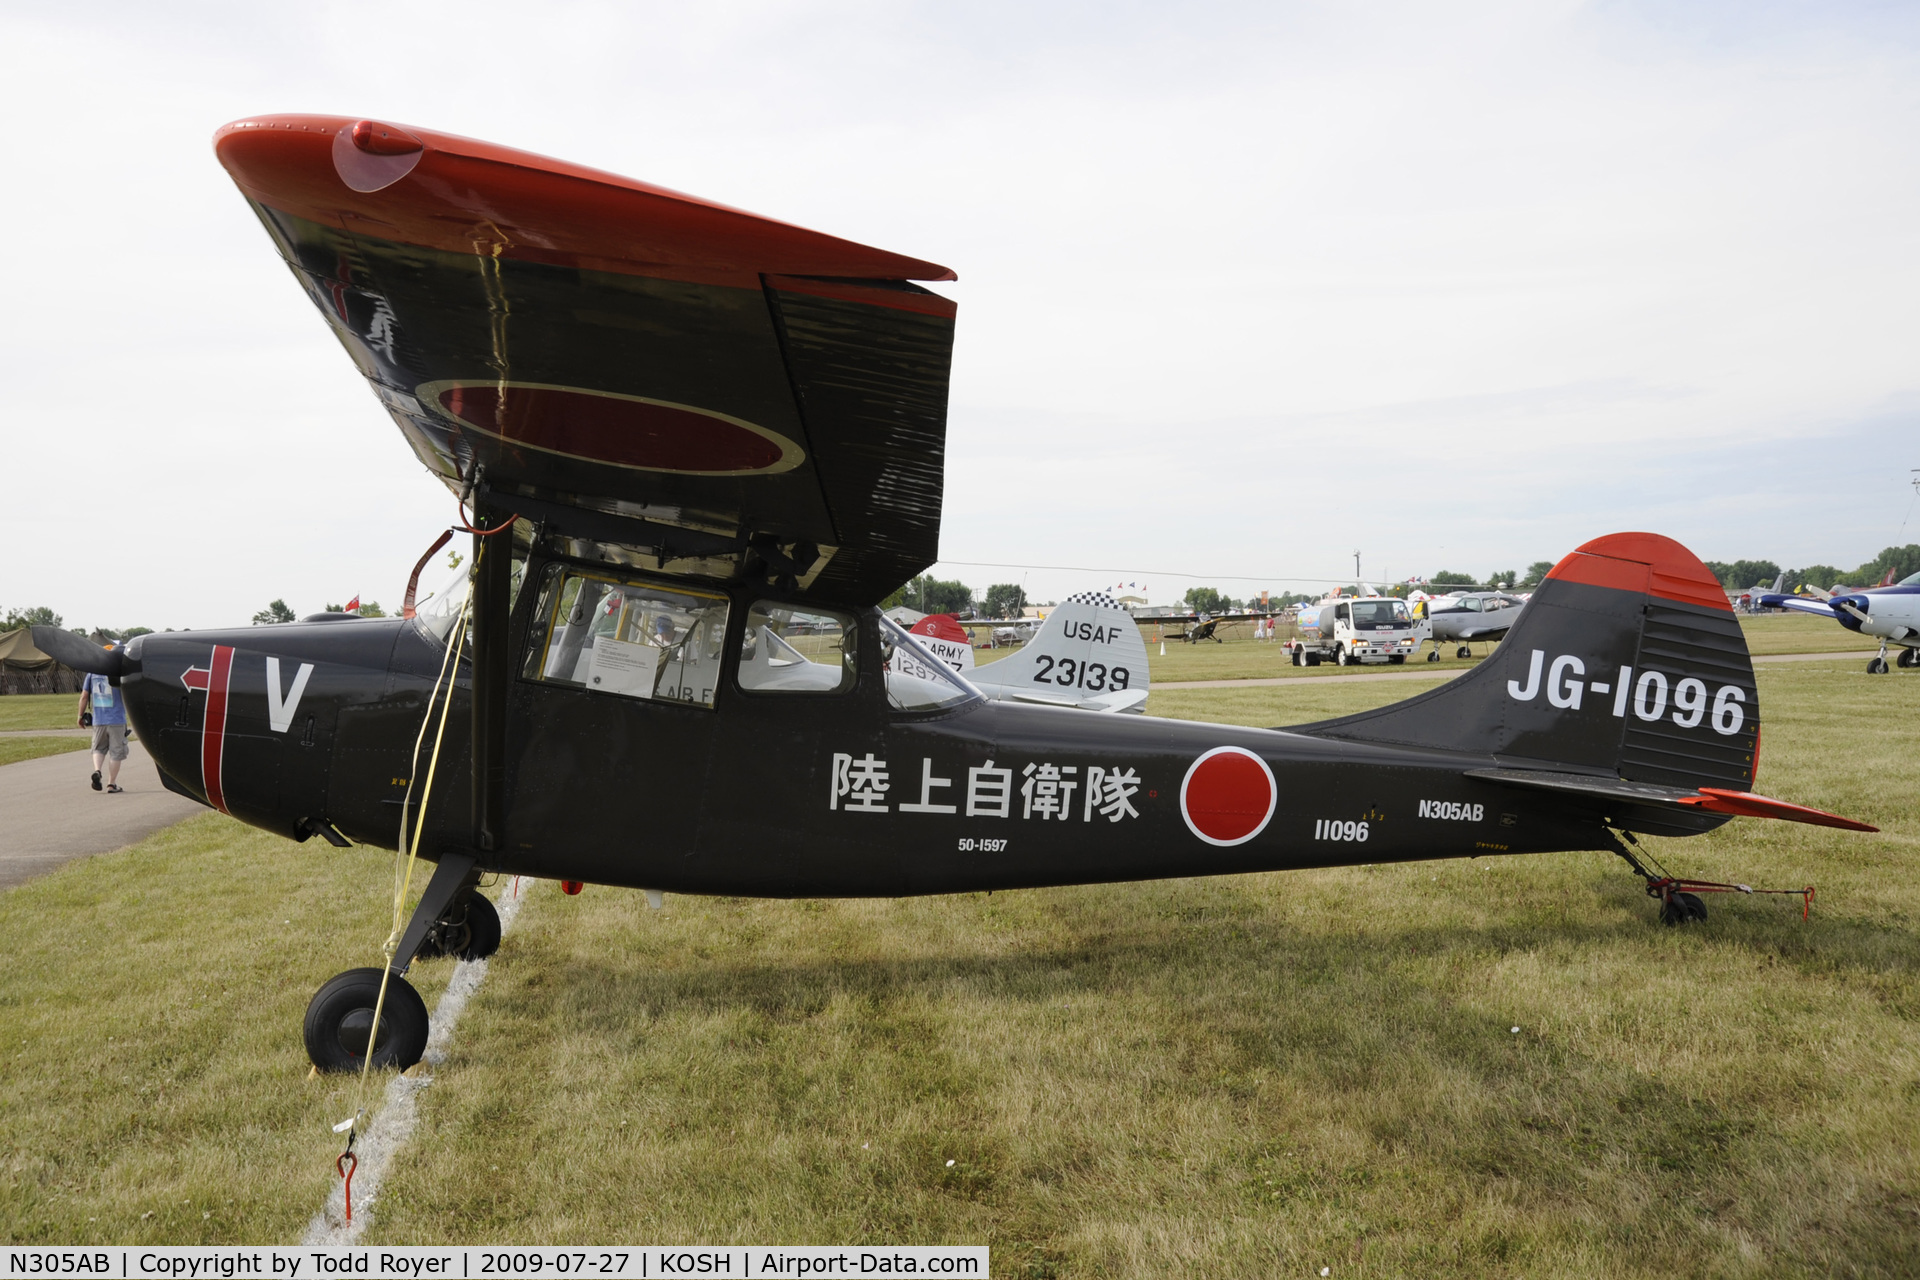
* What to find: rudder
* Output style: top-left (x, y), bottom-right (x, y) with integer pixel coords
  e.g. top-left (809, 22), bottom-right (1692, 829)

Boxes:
top-left (1288, 533), bottom-right (1759, 790)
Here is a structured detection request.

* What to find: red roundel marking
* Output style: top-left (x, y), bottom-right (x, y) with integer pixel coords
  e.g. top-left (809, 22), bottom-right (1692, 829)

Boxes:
top-left (430, 383), bottom-right (802, 475)
top-left (1180, 747), bottom-right (1276, 846)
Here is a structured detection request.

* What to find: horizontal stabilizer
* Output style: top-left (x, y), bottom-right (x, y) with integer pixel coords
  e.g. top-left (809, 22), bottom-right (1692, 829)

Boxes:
top-left (1465, 768), bottom-right (1876, 832)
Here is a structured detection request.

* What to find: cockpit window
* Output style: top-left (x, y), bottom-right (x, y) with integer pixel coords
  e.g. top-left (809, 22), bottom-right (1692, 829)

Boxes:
top-left (521, 564), bottom-right (729, 708)
top-left (415, 565), bottom-right (471, 642)
top-left (737, 603), bottom-right (856, 694)
top-left (1900, 571), bottom-right (1920, 587)
top-left (412, 527), bottom-right (532, 643)
top-left (880, 617), bottom-right (981, 712)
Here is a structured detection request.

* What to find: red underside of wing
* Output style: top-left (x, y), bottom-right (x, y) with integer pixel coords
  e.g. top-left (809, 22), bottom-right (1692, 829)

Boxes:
top-left (1679, 788), bottom-right (1877, 832)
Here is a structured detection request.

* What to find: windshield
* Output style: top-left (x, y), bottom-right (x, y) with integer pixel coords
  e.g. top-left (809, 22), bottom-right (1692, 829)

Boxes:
top-left (414, 565), bottom-right (471, 641)
top-left (880, 617), bottom-right (982, 712)
top-left (1351, 600), bottom-right (1412, 629)
top-left (1901, 571), bottom-right (1920, 587)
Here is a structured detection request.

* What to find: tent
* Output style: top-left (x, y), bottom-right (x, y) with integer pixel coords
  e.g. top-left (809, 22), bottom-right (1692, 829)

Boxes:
top-left (0, 628), bottom-right (83, 696)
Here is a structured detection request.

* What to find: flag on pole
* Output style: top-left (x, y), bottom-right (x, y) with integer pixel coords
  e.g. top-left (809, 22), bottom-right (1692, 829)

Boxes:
top-left (345, 595), bottom-right (360, 615)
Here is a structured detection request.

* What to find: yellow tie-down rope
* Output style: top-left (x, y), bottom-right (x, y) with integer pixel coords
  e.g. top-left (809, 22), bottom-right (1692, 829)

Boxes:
top-left (341, 540), bottom-right (479, 1137)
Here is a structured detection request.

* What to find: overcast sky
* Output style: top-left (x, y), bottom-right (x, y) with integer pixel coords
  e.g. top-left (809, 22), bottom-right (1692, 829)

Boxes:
top-left (4, 1), bottom-right (1917, 630)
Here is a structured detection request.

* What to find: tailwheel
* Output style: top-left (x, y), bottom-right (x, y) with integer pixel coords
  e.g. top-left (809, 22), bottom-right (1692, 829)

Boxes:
top-left (304, 967), bottom-right (429, 1073)
top-left (1660, 891), bottom-right (1709, 927)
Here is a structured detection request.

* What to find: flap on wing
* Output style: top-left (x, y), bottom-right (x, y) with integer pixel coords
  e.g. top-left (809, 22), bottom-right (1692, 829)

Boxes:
top-left (215, 114), bottom-right (957, 606)
top-left (1464, 768), bottom-right (1876, 831)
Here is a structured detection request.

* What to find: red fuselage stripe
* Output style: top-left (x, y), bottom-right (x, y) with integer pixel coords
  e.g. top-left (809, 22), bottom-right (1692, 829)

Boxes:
top-left (202, 645), bottom-right (234, 815)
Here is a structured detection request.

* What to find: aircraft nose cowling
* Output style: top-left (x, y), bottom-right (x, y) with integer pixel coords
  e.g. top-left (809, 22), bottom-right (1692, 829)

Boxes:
top-left (118, 634), bottom-right (214, 808)
top-left (1833, 595), bottom-right (1871, 631)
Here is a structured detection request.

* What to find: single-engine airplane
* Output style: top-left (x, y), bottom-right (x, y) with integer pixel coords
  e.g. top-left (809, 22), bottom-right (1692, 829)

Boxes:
top-left (38, 114), bottom-right (1878, 1073)
top-left (1760, 570), bottom-right (1920, 672)
top-left (1422, 590), bottom-right (1527, 660)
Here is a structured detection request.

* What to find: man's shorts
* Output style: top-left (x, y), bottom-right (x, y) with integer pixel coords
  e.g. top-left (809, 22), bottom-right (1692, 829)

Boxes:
top-left (91, 724), bottom-right (129, 761)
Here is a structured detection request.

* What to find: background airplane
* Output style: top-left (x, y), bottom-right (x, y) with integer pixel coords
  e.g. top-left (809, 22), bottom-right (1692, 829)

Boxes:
top-left (1760, 571), bottom-right (1920, 672)
top-left (1421, 590), bottom-right (1528, 660)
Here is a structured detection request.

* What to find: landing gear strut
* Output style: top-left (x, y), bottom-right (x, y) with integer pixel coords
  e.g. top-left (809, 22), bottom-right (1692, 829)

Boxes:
top-left (1868, 640), bottom-right (1891, 674)
top-left (304, 853), bottom-right (481, 1072)
top-left (1603, 829), bottom-right (1814, 926)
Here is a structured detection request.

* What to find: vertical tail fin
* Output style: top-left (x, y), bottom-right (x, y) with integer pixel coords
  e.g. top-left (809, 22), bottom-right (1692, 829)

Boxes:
top-left (969, 590), bottom-right (1152, 712)
top-left (1290, 533), bottom-right (1759, 790)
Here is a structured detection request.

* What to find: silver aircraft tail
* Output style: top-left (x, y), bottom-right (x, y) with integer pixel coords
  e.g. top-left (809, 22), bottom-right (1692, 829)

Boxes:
top-left (969, 591), bottom-right (1151, 712)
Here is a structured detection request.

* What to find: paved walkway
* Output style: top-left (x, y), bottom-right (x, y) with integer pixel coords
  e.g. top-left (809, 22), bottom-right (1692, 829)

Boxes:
top-left (0, 741), bottom-right (205, 890)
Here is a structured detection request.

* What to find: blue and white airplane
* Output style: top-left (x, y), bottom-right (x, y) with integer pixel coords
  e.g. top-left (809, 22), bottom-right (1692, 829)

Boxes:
top-left (1761, 569), bottom-right (1920, 673)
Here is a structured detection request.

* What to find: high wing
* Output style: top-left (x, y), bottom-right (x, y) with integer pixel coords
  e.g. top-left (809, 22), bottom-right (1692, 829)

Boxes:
top-left (214, 115), bottom-right (958, 607)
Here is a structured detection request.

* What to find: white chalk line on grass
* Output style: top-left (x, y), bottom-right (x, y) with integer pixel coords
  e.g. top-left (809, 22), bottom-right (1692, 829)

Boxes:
top-left (304, 881), bottom-right (529, 1244)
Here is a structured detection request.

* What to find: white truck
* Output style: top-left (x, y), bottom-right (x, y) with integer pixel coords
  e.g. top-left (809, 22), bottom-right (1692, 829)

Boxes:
top-left (1287, 594), bottom-right (1427, 667)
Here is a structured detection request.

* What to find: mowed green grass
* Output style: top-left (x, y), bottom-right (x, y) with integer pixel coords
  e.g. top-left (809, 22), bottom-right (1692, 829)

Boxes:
top-left (0, 736), bottom-right (90, 767)
top-left (357, 660), bottom-right (1919, 1273)
top-left (0, 816), bottom-right (455, 1243)
top-left (0, 693), bottom-right (81, 731)
top-left (3, 662), bottom-right (1915, 1273)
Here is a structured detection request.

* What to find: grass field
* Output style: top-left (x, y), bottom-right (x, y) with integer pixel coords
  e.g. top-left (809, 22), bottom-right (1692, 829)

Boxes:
top-left (0, 693), bottom-right (80, 731)
top-left (0, 736), bottom-right (90, 767)
top-left (4, 659), bottom-right (1911, 1271)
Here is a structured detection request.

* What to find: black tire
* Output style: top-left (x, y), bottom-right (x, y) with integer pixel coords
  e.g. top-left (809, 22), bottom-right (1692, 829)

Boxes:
top-left (1291, 648), bottom-right (1304, 667)
top-left (1868, 657), bottom-right (1889, 674)
top-left (1389, 654), bottom-right (1405, 665)
top-left (1305, 652), bottom-right (1321, 667)
top-left (1660, 898), bottom-right (1687, 927)
top-left (303, 968), bottom-right (429, 1073)
top-left (1336, 646), bottom-right (1352, 667)
top-left (1426, 650), bottom-right (1440, 663)
top-left (457, 892), bottom-right (502, 960)
top-left (1677, 891), bottom-right (1708, 923)
top-left (1457, 646), bottom-right (1472, 660)
top-left (1899, 648), bottom-right (1918, 669)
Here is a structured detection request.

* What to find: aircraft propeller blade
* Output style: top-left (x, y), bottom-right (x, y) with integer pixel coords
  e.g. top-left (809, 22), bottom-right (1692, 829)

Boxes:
top-left (32, 626), bottom-right (124, 677)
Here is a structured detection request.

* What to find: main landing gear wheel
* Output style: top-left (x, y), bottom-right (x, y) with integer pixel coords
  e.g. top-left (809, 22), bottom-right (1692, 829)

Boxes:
top-left (1660, 892), bottom-right (1709, 927)
top-left (1868, 657), bottom-right (1889, 674)
top-left (1456, 645), bottom-right (1472, 660)
top-left (1900, 648), bottom-right (1919, 669)
top-left (304, 967), bottom-right (429, 1072)
top-left (415, 892), bottom-right (502, 962)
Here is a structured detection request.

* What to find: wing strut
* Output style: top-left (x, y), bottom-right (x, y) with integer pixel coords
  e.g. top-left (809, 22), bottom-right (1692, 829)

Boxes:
top-left (469, 509), bottom-right (515, 855)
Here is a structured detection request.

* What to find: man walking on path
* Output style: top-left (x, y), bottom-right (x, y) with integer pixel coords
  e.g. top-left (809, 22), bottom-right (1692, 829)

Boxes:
top-left (76, 649), bottom-right (129, 793)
